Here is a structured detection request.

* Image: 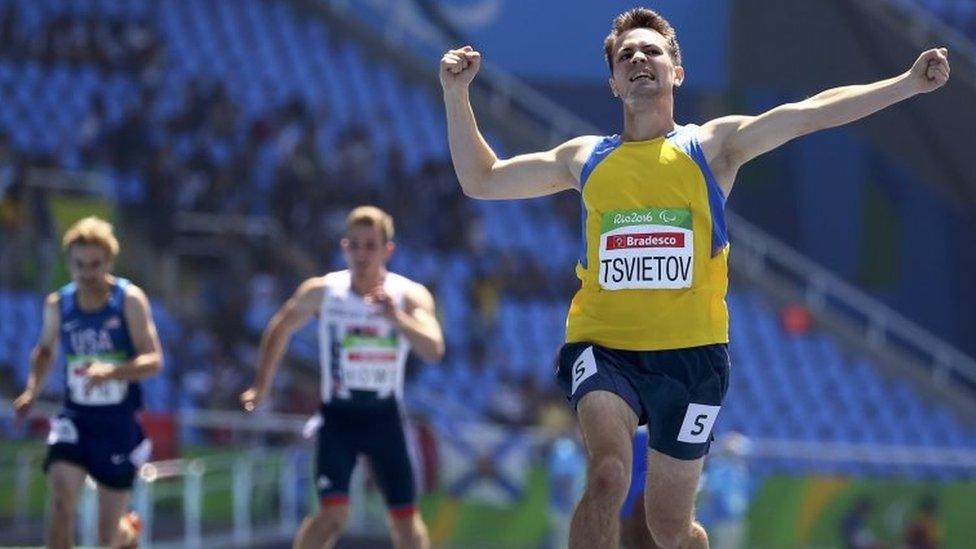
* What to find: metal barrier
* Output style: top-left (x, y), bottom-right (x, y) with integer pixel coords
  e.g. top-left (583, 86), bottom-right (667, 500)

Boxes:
top-left (728, 211), bottom-right (976, 391)
top-left (5, 406), bottom-right (976, 547)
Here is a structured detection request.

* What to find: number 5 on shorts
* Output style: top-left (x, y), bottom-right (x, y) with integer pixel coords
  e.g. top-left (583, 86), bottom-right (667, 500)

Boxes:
top-left (677, 403), bottom-right (721, 443)
top-left (571, 346), bottom-right (598, 395)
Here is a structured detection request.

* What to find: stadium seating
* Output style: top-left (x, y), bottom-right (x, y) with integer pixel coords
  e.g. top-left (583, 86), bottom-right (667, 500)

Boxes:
top-left (1, 0), bottom-right (973, 477)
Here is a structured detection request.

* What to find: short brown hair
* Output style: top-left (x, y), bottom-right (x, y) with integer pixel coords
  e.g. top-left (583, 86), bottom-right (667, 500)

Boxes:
top-left (62, 216), bottom-right (120, 259)
top-left (604, 8), bottom-right (681, 72)
top-left (346, 205), bottom-right (394, 242)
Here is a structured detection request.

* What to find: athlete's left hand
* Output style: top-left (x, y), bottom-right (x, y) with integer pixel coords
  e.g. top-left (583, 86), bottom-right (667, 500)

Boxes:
top-left (83, 361), bottom-right (116, 392)
top-left (365, 287), bottom-right (398, 321)
top-left (909, 48), bottom-right (950, 93)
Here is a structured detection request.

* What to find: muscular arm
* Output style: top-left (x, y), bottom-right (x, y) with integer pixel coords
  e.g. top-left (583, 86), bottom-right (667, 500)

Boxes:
top-left (241, 277), bottom-right (325, 410)
top-left (112, 286), bottom-right (164, 379)
top-left (393, 284), bottom-right (445, 363)
top-left (13, 293), bottom-right (60, 417)
top-left (701, 48), bottom-right (950, 195)
top-left (83, 286), bottom-right (164, 389)
top-left (441, 46), bottom-right (592, 199)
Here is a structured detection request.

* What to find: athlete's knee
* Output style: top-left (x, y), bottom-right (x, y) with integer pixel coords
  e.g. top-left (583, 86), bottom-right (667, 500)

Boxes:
top-left (586, 454), bottom-right (630, 497)
top-left (646, 514), bottom-right (704, 549)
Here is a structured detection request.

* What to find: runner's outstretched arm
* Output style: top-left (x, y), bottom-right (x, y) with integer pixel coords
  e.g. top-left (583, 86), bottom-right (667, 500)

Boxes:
top-left (700, 48), bottom-right (950, 195)
top-left (13, 293), bottom-right (60, 420)
top-left (440, 45), bottom-right (593, 199)
top-left (241, 277), bottom-right (324, 411)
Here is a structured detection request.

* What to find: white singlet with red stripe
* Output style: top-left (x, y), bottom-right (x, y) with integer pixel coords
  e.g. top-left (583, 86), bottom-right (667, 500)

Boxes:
top-left (317, 270), bottom-right (413, 404)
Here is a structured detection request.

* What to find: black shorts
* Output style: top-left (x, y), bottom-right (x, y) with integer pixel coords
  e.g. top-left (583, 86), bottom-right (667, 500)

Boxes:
top-left (43, 409), bottom-right (151, 490)
top-left (556, 342), bottom-right (730, 460)
top-left (315, 401), bottom-right (416, 513)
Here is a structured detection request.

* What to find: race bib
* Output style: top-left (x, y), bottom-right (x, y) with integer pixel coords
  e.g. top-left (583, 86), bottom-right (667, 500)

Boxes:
top-left (67, 356), bottom-right (128, 406)
top-left (598, 207), bottom-right (694, 290)
top-left (340, 335), bottom-right (399, 394)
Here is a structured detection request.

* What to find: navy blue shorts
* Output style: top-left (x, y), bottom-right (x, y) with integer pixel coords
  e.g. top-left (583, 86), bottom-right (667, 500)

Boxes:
top-left (315, 401), bottom-right (416, 513)
top-left (43, 409), bottom-right (151, 490)
top-left (556, 342), bottom-right (730, 461)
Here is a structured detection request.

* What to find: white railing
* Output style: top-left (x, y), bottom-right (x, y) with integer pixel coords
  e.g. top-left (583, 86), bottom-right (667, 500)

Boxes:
top-left (2, 405), bottom-right (389, 548)
top-left (747, 439), bottom-right (976, 467)
top-left (728, 211), bottom-right (976, 389)
top-left (7, 414), bottom-right (976, 546)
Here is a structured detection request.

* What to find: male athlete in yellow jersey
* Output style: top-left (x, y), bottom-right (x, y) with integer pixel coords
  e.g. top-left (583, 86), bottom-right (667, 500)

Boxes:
top-left (440, 7), bottom-right (950, 549)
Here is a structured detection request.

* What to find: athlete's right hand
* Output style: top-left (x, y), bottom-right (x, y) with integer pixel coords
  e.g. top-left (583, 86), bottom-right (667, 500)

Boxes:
top-left (240, 386), bottom-right (265, 413)
top-left (13, 388), bottom-right (35, 421)
top-left (440, 46), bottom-right (481, 92)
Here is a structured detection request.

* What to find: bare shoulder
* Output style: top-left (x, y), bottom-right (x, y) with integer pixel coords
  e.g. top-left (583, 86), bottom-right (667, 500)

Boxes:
top-left (297, 276), bottom-right (328, 298)
top-left (122, 285), bottom-right (156, 328)
top-left (698, 116), bottom-right (750, 157)
top-left (407, 280), bottom-right (436, 308)
top-left (559, 134), bottom-right (604, 162)
top-left (390, 273), bottom-right (435, 312)
top-left (697, 116), bottom-right (754, 194)
top-left (559, 135), bottom-right (606, 183)
top-left (559, 134), bottom-right (604, 153)
top-left (123, 283), bottom-right (151, 306)
top-left (42, 291), bottom-right (61, 323)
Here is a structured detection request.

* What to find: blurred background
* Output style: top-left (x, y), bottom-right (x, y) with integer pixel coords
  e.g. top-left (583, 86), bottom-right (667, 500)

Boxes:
top-left (1, 0), bottom-right (974, 547)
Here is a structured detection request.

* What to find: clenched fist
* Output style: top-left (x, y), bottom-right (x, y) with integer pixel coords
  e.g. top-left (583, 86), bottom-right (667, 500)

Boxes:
top-left (908, 47), bottom-right (950, 94)
top-left (440, 46), bottom-right (482, 92)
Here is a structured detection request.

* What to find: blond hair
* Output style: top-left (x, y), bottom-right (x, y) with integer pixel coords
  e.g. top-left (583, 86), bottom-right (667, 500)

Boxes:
top-left (604, 8), bottom-right (682, 72)
top-left (62, 216), bottom-right (120, 259)
top-left (346, 206), bottom-right (394, 242)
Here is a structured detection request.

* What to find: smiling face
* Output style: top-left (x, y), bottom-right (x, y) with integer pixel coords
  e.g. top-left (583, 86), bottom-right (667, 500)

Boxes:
top-left (609, 27), bottom-right (684, 103)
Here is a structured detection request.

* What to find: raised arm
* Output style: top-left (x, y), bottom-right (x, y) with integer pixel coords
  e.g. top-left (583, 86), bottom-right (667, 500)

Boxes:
top-left (366, 282), bottom-right (445, 363)
top-left (440, 45), bottom-right (595, 199)
top-left (701, 48), bottom-right (950, 194)
top-left (240, 277), bottom-right (325, 411)
top-left (13, 293), bottom-right (60, 420)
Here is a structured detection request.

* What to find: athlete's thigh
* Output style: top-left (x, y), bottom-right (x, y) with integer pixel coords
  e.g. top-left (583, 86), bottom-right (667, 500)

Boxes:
top-left (643, 449), bottom-right (704, 525)
top-left (556, 343), bottom-right (644, 421)
top-left (641, 344), bottom-right (729, 461)
top-left (46, 460), bottom-right (88, 503)
top-left (87, 417), bottom-right (151, 491)
top-left (361, 411), bottom-right (416, 508)
top-left (315, 416), bottom-right (358, 500)
top-left (576, 390), bottom-right (638, 463)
